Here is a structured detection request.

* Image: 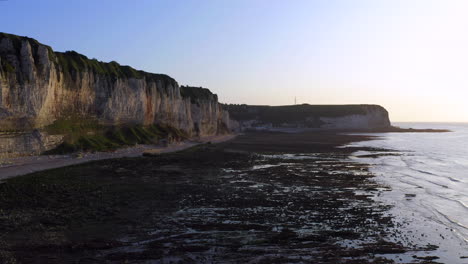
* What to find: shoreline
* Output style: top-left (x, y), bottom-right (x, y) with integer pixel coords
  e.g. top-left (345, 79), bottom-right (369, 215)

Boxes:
top-left (0, 124), bottom-right (449, 180)
top-left (347, 127), bottom-right (468, 262)
top-left (0, 134), bottom-right (238, 180)
top-left (241, 126), bottom-right (451, 134)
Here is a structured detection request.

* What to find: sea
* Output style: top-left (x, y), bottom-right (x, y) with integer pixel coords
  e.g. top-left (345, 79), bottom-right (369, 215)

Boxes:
top-left (349, 122), bottom-right (468, 263)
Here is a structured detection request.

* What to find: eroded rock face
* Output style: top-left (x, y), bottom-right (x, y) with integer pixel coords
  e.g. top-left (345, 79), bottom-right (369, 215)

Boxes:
top-left (0, 33), bottom-right (232, 137)
top-left (224, 104), bottom-right (391, 131)
top-left (319, 105), bottom-right (391, 129)
top-left (0, 131), bottom-right (64, 158)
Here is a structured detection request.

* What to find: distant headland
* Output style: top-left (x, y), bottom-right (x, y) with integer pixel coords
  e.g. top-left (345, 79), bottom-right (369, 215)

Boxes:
top-left (224, 104), bottom-right (450, 133)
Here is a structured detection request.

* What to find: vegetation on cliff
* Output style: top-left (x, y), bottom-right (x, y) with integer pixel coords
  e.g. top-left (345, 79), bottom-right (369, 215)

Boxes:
top-left (0, 32), bottom-right (175, 85)
top-left (0, 57), bottom-right (15, 73)
top-left (180, 85), bottom-right (218, 105)
top-left (43, 117), bottom-right (188, 154)
top-left (224, 104), bottom-right (387, 126)
top-left (0, 32), bottom-right (229, 157)
top-left (0, 32), bottom-right (224, 107)
top-left (180, 86), bottom-right (217, 100)
top-left (54, 51), bottom-right (176, 84)
top-left (0, 32), bottom-right (55, 60)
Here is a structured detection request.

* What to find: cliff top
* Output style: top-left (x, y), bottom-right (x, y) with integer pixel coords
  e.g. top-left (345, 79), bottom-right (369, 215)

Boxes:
top-left (0, 32), bottom-right (176, 84)
top-left (0, 32), bottom-right (54, 53)
top-left (180, 86), bottom-right (218, 102)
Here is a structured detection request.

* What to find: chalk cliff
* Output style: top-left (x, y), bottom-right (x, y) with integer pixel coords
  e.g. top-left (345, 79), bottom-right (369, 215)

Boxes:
top-left (0, 33), bottom-right (232, 134)
top-left (224, 104), bottom-right (391, 131)
top-left (0, 33), bottom-right (233, 157)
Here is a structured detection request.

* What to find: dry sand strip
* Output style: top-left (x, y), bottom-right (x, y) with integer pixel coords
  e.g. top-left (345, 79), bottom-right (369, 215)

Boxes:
top-left (0, 134), bottom-right (238, 180)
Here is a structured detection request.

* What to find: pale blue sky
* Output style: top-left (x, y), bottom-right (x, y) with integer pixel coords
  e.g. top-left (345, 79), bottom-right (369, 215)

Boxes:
top-left (1, 0), bottom-right (467, 121)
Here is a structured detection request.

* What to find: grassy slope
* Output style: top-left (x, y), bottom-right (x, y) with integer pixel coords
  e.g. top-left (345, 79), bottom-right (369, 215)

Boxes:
top-left (43, 117), bottom-right (189, 154)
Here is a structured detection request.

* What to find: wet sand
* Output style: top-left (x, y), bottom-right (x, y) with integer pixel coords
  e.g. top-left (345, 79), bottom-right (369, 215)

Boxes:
top-left (0, 132), bottom-right (446, 263)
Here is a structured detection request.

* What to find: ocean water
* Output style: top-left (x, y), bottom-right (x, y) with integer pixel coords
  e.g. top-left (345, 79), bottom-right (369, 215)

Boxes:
top-left (349, 122), bottom-right (468, 262)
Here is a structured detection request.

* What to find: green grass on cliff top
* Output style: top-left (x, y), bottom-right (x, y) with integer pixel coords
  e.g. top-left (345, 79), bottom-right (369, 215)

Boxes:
top-left (54, 51), bottom-right (176, 84)
top-left (0, 32), bottom-right (175, 84)
top-left (180, 85), bottom-right (217, 103)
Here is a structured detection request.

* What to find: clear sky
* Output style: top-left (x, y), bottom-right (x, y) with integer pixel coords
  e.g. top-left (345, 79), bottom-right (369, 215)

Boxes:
top-left (1, 0), bottom-right (467, 122)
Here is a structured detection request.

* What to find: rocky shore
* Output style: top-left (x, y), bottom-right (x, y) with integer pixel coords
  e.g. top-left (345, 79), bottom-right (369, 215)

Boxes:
top-left (0, 132), bottom-right (444, 264)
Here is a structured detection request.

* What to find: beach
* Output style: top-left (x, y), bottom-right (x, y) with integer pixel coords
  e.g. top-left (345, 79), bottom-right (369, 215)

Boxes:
top-left (0, 134), bottom-right (237, 180)
top-left (0, 131), bottom-right (454, 263)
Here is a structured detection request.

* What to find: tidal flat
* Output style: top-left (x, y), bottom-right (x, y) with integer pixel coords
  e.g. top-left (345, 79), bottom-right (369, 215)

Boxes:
top-left (0, 132), bottom-right (442, 263)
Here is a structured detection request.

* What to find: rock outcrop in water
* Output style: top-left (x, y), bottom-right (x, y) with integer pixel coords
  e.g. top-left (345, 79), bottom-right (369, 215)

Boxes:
top-left (224, 104), bottom-right (391, 131)
top-left (0, 33), bottom-right (234, 157)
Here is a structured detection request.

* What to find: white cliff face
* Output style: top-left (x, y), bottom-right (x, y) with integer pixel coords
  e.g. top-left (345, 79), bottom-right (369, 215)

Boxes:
top-left (0, 131), bottom-right (63, 158)
top-left (0, 33), bottom-right (234, 157)
top-left (320, 107), bottom-right (391, 129)
top-left (0, 34), bottom-right (232, 136)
